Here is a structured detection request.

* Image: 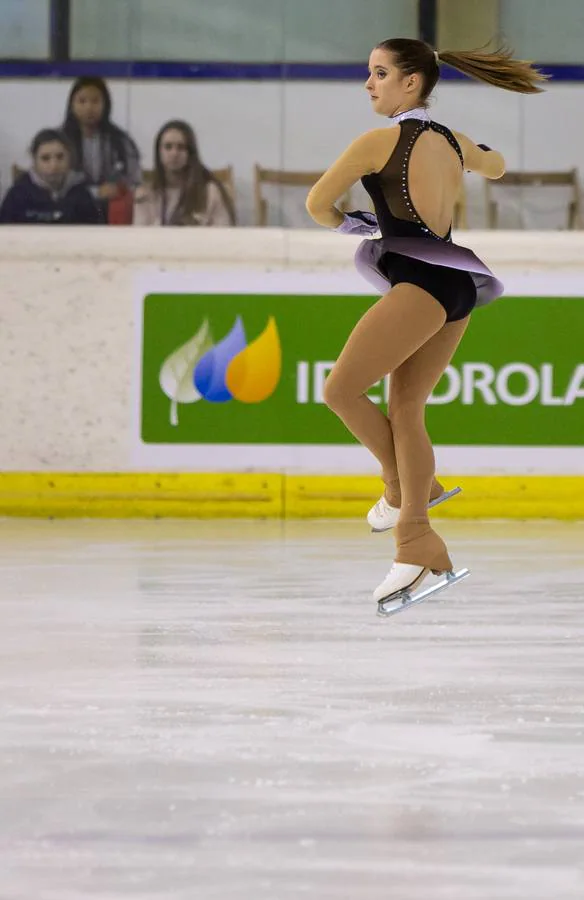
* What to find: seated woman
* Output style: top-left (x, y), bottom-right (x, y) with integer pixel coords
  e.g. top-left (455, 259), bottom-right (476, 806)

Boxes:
top-left (134, 120), bottom-right (235, 226)
top-left (0, 128), bottom-right (100, 224)
top-left (61, 75), bottom-right (142, 222)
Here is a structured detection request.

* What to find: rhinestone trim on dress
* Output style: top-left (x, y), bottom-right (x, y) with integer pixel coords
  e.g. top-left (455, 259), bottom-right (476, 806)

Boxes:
top-left (397, 120), bottom-right (465, 241)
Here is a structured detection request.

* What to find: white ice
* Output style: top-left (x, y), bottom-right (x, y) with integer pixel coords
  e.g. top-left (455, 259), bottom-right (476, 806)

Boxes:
top-left (1, 518), bottom-right (584, 900)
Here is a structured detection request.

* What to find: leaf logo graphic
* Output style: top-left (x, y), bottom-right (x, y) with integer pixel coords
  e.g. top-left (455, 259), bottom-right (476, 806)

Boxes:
top-left (159, 319), bottom-right (213, 425)
top-left (226, 317), bottom-right (281, 403)
top-left (193, 316), bottom-right (247, 403)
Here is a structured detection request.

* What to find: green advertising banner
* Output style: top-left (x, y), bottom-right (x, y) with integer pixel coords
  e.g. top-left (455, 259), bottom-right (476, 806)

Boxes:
top-left (141, 293), bottom-right (584, 446)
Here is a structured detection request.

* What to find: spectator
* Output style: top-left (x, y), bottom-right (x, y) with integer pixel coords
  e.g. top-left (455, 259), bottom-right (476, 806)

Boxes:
top-left (0, 128), bottom-right (100, 225)
top-left (133, 120), bottom-right (235, 226)
top-left (61, 76), bottom-right (141, 219)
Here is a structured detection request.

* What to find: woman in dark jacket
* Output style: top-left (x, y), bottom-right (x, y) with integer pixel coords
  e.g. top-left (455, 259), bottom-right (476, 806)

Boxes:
top-left (0, 129), bottom-right (100, 224)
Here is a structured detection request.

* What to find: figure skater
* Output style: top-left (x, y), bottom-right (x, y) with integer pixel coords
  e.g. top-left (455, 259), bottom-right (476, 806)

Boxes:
top-left (306, 39), bottom-right (545, 606)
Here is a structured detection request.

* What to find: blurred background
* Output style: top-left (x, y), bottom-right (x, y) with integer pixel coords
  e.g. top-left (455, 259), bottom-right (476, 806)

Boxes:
top-left (1, 0), bottom-right (583, 229)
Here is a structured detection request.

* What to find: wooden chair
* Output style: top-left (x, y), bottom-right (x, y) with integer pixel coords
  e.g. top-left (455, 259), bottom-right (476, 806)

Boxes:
top-left (211, 165), bottom-right (235, 199)
top-left (254, 164), bottom-right (351, 226)
top-left (485, 170), bottom-right (580, 228)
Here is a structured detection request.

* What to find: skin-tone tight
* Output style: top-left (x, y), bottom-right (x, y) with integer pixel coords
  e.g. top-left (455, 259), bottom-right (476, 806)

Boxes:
top-left (323, 282), bottom-right (469, 572)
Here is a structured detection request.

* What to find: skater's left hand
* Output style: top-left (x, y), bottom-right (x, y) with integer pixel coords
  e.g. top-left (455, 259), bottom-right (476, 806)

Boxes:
top-left (334, 210), bottom-right (379, 236)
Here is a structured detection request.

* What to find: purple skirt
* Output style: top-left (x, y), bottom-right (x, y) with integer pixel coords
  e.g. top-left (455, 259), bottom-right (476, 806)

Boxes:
top-left (355, 236), bottom-right (504, 308)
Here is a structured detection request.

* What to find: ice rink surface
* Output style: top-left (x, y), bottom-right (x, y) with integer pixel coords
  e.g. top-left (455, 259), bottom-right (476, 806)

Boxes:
top-left (1, 517), bottom-right (583, 900)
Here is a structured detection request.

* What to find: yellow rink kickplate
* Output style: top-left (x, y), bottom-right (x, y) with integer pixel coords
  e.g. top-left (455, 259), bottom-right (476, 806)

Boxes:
top-left (0, 473), bottom-right (583, 519)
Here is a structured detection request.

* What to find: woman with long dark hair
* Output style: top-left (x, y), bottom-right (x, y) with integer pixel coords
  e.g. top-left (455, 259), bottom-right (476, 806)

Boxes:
top-left (306, 41), bottom-right (545, 609)
top-left (133, 120), bottom-right (235, 226)
top-left (62, 76), bottom-right (141, 204)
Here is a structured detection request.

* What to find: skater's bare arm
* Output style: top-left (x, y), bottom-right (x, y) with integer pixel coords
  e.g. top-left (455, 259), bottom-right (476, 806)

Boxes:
top-left (306, 129), bottom-right (399, 227)
top-left (452, 131), bottom-right (505, 180)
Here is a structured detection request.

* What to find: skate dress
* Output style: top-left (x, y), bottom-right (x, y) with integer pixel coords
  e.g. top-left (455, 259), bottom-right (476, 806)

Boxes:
top-left (356, 117), bottom-right (504, 322)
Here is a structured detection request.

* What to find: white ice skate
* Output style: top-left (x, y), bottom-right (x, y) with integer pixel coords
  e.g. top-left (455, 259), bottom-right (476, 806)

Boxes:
top-left (367, 486), bottom-right (462, 533)
top-left (373, 562), bottom-right (470, 618)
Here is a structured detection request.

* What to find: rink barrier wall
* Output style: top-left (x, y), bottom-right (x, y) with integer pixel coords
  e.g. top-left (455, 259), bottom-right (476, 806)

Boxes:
top-left (2, 227), bottom-right (584, 513)
top-left (1, 473), bottom-right (584, 520)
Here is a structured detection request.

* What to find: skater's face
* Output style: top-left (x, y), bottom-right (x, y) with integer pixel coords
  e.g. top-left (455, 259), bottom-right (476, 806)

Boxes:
top-left (34, 140), bottom-right (70, 188)
top-left (365, 48), bottom-right (423, 117)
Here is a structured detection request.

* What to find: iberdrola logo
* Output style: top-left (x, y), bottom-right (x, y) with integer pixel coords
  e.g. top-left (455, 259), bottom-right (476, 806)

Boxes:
top-left (159, 316), bottom-right (281, 425)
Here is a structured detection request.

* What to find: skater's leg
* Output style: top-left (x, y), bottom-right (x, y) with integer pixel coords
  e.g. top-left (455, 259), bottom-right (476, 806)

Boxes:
top-left (323, 284), bottom-right (446, 481)
top-left (386, 316), bottom-right (469, 511)
top-left (390, 316), bottom-right (469, 571)
top-left (324, 283), bottom-right (470, 573)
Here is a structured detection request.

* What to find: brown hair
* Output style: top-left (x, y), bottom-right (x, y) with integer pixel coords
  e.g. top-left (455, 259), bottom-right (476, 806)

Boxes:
top-left (153, 119), bottom-right (235, 225)
top-left (377, 38), bottom-right (548, 105)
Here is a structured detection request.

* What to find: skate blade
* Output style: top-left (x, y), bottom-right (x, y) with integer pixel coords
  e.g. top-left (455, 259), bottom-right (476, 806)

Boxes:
top-left (370, 486), bottom-right (462, 533)
top-left (377, 567), bottom-right (470, 618)
top-left (428, 485), bottom-right (462, 510)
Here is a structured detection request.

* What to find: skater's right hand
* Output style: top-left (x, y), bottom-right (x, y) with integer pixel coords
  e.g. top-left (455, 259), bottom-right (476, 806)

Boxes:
top-left (334, 210), bottom-right (379, 236)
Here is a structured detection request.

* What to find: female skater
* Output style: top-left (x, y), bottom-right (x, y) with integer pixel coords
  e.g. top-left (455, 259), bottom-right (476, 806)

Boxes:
top-left (306, 39), bottom-right (545, 604)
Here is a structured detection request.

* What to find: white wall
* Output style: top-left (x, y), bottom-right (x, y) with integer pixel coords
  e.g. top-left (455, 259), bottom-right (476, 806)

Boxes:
top-left (0, 78), bottom-right (582, 227)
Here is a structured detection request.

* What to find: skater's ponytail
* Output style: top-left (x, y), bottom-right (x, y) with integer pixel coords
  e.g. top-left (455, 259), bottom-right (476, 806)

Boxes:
top-left (438, 45), bottom-right (548, 95)
top-left (377, 38), bottom-right (548, 105)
